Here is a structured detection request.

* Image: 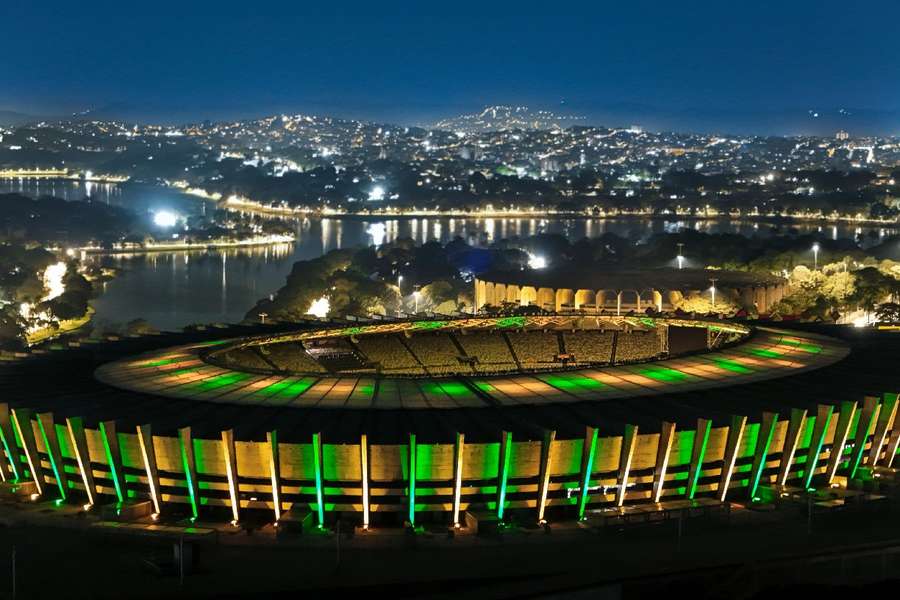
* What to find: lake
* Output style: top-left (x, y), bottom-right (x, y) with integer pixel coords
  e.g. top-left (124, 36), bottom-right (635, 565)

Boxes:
top-left (2, 179), bottom-right (897, 331)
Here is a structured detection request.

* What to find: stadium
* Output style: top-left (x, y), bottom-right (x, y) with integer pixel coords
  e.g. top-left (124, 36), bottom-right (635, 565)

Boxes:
top-left (0, 314), bottom-right (897, 535)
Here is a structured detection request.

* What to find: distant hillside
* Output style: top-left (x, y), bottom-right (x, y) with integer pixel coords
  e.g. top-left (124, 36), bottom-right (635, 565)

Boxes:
top-left (432, 105), bottom-right (587, 133)
top-left (0, 110), bottom-right (35, 126)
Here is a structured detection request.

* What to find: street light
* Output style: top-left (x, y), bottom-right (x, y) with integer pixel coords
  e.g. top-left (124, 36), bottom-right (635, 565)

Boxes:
top-left (812, 242), bottom-right (820, 270)
top-left (676, 243), bottom-right (685, 270)
top-left (709, 278), bottom-right (718, 310)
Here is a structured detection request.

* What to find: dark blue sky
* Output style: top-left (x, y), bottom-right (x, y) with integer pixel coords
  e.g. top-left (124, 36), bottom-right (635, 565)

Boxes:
top-left (2, 0), bottom-right (898, 133)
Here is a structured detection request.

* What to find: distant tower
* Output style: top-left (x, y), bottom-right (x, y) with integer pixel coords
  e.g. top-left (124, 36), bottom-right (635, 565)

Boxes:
top-left (836, 130), bottom-right (849, 141)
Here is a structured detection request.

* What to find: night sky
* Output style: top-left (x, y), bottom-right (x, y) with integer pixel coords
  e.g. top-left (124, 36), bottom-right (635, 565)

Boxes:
top-left (2, 0), bottom-right (898, 133)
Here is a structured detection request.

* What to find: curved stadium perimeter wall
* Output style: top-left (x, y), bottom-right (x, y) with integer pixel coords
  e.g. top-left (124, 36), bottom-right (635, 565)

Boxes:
top-left (1, 392), bottom-right (895, 526)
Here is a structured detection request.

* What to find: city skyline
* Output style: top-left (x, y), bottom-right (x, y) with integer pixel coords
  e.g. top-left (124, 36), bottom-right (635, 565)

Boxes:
top-left (2, 0), bottom-right (899, 134)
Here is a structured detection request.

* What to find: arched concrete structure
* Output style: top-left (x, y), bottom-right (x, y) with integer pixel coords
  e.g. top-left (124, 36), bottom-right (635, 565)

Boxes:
top-left (475, 268), bottom-right (787, 315)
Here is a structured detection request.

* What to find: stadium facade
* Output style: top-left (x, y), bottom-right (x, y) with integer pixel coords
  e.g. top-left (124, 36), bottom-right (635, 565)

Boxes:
top-left (4, 316), bottom-right (895, 532)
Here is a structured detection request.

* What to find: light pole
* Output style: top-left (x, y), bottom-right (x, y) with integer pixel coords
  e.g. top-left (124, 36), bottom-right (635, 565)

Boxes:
top-left (709, 278), bottom-right (718, 310)
top-left (812, 242), bottom-right (820, 270)
top-left (676, 243), bottom-right (685, 270)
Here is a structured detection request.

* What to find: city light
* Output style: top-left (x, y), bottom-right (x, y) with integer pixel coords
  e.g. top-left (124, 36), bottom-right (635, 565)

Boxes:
top-left (528, 253), bottom-right (547, 269)
top-left (812, 242), bottom-right (820, 270)
top-left (306, 296), bottom-right (330, 318)
top-left (153, 210), bottom-right (180, 228)
top-left (368, 185), bottom-right (385, 202)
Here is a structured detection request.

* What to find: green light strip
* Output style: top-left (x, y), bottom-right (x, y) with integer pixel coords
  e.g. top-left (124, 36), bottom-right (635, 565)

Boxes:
top-left (178, 430), bottom-right (199, 519)
top-left (687, 422), bottom-right (711, 499)
top-left (35, 418), bottom-right (66, 500)
top-left (577, 428), bottom-right (599, 519)
top-left (408, 433), bottom-right (417, 526)
top-left (497, 431), bottom-right (512, 520)
top-left (0, 424), bottom-right (19, 481)
top-left (748, 417), bottom-right (777, 499)
top-left (803, 410), bottom-right (833, 489)
top-left (312, 432), bottom-right (325, 527)
top-left (99, 422), bottom-right (125, 503)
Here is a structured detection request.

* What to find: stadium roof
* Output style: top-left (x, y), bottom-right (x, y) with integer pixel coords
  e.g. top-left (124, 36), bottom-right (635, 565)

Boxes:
top-left (0, 320), bottom-right (881, 445)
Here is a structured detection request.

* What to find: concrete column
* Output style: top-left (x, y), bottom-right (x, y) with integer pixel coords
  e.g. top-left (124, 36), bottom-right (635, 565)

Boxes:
top-left (66, 417), bottom-right (97, 506)
top-left (100, 421), bottom-right (126, 503)
top-left (802, 405), bottom-right (834, 489)
top-left (825, 401), bottom-right (857, 483)
top-left (0, 403), bottom-right (23, 482)
top-left (686, 418), bottom-right (712, 499)
top-left (536, 429), bottom-right (555, 523)
top-left (178, 427), bottom-right (200, 519)
top-left (11, 408), bottom-right (43, 496)
top-left (221, 429), bottom-right (241, 523)
top-left (267, 430), bottom-right (282, 522)
top-left (868, 393), bottom-right (898, 466)
top-left (718, 415), bottom-right (747, 501)
top-left (615, 424), bottom-right (638, 507)
top-left (848, 396), bottom-right (880, 479)
top-left (577, 427), bottom-right (599, 518)
top-left (777, 408), bottom-right (808, 486)
top-left (452, 432), bottom-right (465, 527)
top-left (747, 411), bottom-right (778, 499)
top-left (137, 424), bottom-right (161, 514)
top-left (651, 422), bottom-right (676, 502)
top-left (359, 433), bottom-right (368, 529)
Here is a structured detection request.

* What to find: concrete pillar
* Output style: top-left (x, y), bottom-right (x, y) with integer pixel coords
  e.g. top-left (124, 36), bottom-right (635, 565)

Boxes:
top-left (868, 393), bottom-right (898, 466)
top-left (718, 415), bottom-right (747, 501)
top-left (777, 408), bottom-right (808, 486)
top-left (651, 422), bottom-right (676, 502)
top-left (616, 424), bottom-right (638, 507)
top-left (66, 417), bottom-right (97, 506)
top-left (686, 418), bottom-right (712, 499)
top-left (536, 429), bottom-right (555, 523)
top-left (11, 408), bottom-right (43, 496)
top-left (452, 432), bottom-right (465, 527)
top-left (825, 401), bottom-right (857, 483)
top-left (178, 427), bottom-right (200, 519)
top-left (221, 429), bottom-right (241, 523)
top-left (137, 424), bottom-right (161, 514)
top-left (748, 411), bottom-right (779, 499)
top-left (802, 405), bottom-right (834, 489)
top-left (0, 403), bottom-right (23, 482)
top-left (848, 396), bottom-right (880, 479)
top-left (100, 421), bottom-right (126, 503)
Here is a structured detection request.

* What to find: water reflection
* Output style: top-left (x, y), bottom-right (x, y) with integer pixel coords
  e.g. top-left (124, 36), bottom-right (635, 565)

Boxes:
top-left (4, 180), bottom-right (898, 330)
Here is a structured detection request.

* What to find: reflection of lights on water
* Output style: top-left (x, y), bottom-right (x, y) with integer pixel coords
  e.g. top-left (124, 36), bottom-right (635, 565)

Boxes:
top-left (366, 222), bottom-right (386, 246)
top-left (527, 253), bottom-right (546, 269)
top-left (153, 210), bottom-right (179, 228)
top-left (306, 296), bottom-right (330, 318)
